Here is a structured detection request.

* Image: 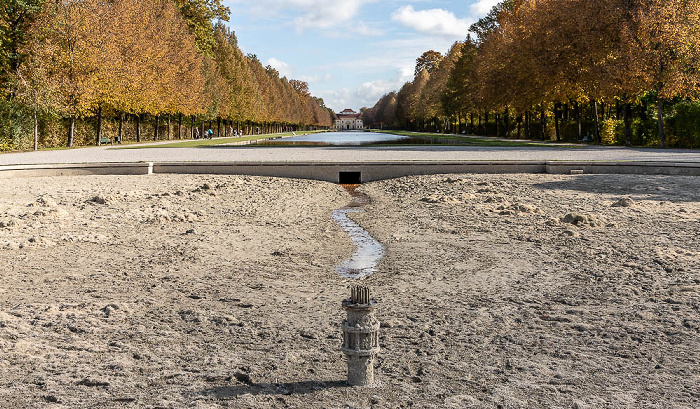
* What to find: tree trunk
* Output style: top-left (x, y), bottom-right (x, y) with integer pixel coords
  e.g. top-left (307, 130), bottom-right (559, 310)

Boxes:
top-left (540, 105), bottom-right (546, 141)
top-left (517, 115), bottom-right (522, 139)
top-left (554, 102), bottom-right (561, 142)
top-left (217, 118), bottom-right (221, 138)
top-left (119, 113), bottom-right (124, 143)
top-left (191, 116), bottom-right (195, 139)
top-left (624, 102), bottom-right (632, 146)
top-left (33, 109), bottom-right (38, 151)
top-left (96, 105), bottom-right (102, 146)
top-left (496, 113), bottom-right (500, 137)
top-left (504, 108), bottom-right (510, 137)
top-left (575, 101), bottom-right (582, 141)
top-left (525, 111), bottom-right (531, 139)
top-left (484, 110), bottom-right (489, 135)
top-left (657, 96), bottom-right (665, 148)
top-left (68, 116), bottom-right (75, 147)
top-left (167, 115), bottom-right (171, 140)
top-left (136, 114), bottom-right (142, 142)
top-left (593, 100), bottom-right (601, 144)
top-left (178, 114), bottom-right (182, 139)
top-left (154, 115), bottom-right (159, 141)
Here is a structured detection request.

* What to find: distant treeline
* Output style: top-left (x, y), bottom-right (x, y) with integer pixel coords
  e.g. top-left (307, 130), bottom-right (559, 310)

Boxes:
top-left (0, 0), bottom-right (334, 151)
top-left (364, 0), bottom-right (700, 148)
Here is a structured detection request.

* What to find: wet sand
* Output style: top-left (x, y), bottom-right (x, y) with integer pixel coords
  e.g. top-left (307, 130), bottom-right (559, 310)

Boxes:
top-left (0, 173), bottom-right (698, 408)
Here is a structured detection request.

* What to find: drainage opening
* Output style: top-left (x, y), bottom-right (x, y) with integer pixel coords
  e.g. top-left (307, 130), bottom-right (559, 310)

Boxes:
top-left (339, 172), bottom-right (361, 184)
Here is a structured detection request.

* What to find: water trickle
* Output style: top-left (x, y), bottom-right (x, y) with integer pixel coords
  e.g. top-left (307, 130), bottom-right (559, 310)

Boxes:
top-left (332, 185), bottom-right (385, 279)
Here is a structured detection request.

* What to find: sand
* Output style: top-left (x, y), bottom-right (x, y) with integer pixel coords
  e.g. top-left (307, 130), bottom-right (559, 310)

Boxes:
top-left (0, 173), bottom-right (698, 408)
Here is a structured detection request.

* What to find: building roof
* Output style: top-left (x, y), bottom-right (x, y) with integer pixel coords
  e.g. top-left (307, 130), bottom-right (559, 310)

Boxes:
top-left (337, 108), bottom-right (361, 119)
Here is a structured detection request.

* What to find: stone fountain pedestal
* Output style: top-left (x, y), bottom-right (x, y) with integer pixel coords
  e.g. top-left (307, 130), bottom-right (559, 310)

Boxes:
top-left (341, 286), bottom-right (380, 386)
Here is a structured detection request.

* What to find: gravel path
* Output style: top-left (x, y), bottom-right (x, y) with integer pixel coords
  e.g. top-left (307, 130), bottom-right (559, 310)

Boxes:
top-left (1, 142), bottom-right (700, 166)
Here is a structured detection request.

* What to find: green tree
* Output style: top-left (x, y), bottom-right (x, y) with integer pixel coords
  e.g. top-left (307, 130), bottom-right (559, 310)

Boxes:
top-left (172, 0), bottom-right (230, 55)
top-left (0, 0), bottom-right (43, 92)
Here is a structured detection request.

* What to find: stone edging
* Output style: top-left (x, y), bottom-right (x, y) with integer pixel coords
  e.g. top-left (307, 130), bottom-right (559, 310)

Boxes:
top-left (1, 160), bottom-right (699, 182)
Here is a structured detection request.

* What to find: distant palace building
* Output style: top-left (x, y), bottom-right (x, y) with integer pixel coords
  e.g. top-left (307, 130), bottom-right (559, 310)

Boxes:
top-left (334, 109), bottom-right (363, 130)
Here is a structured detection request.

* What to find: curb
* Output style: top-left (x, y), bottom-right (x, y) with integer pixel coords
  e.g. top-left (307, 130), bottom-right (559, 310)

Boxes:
top-left (1, 161), bottom-right (699, 182)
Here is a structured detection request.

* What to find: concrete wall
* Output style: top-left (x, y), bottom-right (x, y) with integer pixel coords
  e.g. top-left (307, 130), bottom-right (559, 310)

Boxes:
top-left (0, 163), bottom-right (152, 178)
top-left (2, 161), bottom-right (699, 181)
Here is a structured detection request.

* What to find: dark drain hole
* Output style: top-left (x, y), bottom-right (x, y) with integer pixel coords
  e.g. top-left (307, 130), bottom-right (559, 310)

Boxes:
top-left (339, 172), bottom-right (361, 184)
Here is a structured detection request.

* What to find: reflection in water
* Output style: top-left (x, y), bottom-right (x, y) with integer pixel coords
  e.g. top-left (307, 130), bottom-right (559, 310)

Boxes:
top-left (251, 131), bottom-right (410, 146)
top-left (332, 185), bottom-right (385, 279)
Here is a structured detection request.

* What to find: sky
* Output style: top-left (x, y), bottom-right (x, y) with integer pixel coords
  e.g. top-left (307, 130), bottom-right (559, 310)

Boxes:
top-left (223, 0), bottom-right (500, 113)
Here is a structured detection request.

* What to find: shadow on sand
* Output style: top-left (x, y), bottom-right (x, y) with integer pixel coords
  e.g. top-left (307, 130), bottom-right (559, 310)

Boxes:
top-left (533, 174), bottom-right (700, 203)
top-left (200, 380), bottom-right (349, 398)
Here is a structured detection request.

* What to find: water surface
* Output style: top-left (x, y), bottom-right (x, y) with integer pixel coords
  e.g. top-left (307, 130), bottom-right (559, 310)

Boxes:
top-left (262, 131), bottom-right (408, 146)
top-left (332, 185), bottom-right (385, 279)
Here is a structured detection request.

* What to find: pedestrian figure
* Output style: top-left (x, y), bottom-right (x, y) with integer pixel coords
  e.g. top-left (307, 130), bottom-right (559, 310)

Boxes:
top-left (194, 128), bottom-right (200, 139)
top-left (207, 128), bottom-right (214, 139)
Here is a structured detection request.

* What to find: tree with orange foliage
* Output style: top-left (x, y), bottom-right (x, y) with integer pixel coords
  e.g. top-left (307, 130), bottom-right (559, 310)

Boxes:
top-left (636, 0), bottom-right (700, 147)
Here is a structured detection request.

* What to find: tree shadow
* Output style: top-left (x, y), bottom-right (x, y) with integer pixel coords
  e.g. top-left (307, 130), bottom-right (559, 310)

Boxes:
top-left (200, 379), bottom-right (348, 399)
top-left (532, 174), bottom-right (700, 203)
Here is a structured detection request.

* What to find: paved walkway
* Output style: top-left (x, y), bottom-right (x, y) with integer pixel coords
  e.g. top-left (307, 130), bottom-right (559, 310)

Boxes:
top-left (1, 140), bottom-right (700, 166)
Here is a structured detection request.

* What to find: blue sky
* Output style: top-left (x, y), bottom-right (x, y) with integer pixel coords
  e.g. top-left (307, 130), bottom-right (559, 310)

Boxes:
top-left (223, 0), bottom-right (500, 112)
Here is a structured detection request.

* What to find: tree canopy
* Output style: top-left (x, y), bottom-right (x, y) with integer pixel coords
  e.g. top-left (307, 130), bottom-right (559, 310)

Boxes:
top-left (365, 0), bottom-right (700, 147)
top-left (0, 0), bottom-right (332, 149)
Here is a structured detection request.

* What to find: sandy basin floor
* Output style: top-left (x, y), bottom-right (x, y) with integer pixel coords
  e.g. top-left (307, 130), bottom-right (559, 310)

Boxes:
top-left (0, 173), bottom-right (698, 408)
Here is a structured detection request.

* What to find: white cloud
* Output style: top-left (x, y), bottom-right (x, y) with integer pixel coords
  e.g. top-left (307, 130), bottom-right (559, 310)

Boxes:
top-left (265, 57), bottom-right (292, 78)
top-left (314, 68), bottom-right (413, 112)
top-left (232, 0), bottom-right (377, 32)
top-left (322, 36), bottom-right (458, 78)
top-left (353, 21), bottom-right (384, 37)
top-left (470, 0), bottom-right (501, 16)
top-left (299, 73), bottom-right (333, 83)
top-left (291, 0), bottom-right (369, 31)
top-left (391, 5), bottom-right (472, 37)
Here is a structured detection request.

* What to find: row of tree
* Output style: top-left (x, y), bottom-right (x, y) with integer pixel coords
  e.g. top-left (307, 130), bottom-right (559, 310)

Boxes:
top-left (0, 0), bottom-right (334, 150)
top-left (364, 0), bottom-right (700, 148)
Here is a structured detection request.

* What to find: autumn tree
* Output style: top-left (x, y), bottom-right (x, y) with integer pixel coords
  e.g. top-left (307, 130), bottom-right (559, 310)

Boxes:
top-left (22, 0), bottom-right (105, 146)
top-left (20, 0), bottom-right (207, 145)
top-left (418, 42), bottom-right (463, 131)
top-left (636, 0), bottom-right (700, 147)
top-left (414, 50), bottom-right (443, 77)
top-left (290, 80), bottom-right (310, 97)
top-left (444, 37), bottom-right (477, 133)
top-left (395, 69), bottom-right (430, 130)
top-left (172, 0), bottom-right (230, 55)
top-left (469, 0), bottom-right (514, 44)
top-left (366, 0), bottom-right (700, 147)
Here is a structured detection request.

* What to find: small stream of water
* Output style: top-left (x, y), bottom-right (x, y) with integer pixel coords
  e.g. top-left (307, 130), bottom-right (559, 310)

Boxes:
top-left (331, 185), bottom-right (385, 279)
